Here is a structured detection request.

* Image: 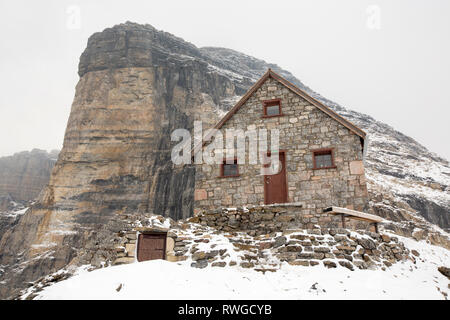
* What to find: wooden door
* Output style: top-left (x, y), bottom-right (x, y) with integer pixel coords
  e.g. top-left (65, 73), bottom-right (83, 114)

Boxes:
top-left (137, 233), bottom-right (166, 262)
top-left (264, 152), bottom-right (288, 204)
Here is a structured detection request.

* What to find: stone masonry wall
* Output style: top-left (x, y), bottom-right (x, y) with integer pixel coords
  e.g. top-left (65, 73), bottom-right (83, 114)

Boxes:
top-left (111, 213), bottom-right (411, 273)
top-left (191, 204), bottom-right (377, 236)
top-left (194, 77), bottom-right (368, 215)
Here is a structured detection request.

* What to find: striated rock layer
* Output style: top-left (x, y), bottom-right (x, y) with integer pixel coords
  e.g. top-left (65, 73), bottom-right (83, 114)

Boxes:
top-left (0, 149), bottom-right (58, 204)
top-left (0, 22), bottom-right (448, 298)
top-left (0, 149), bottom-right (58, 243)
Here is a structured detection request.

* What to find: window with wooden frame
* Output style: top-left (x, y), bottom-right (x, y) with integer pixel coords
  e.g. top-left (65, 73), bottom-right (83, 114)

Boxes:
top-left (220, 158), bottom-right (239, 177)
top-left (262, 99), bottom-right (282, 117)
top-left (312, 148), bottom-right (336, 169)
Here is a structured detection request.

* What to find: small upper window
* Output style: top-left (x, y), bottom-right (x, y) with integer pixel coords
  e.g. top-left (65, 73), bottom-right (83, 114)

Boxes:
top-left (221, 159), bottom-right (239, 177)
top-left (263, 99), bottom-right (282, 117)
top-left (313, 149), bottom-right (335, 169)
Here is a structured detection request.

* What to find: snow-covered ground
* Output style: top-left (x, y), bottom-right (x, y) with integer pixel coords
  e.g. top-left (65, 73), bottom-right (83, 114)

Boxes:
top-left (32, 235), bottom-right (449, 300)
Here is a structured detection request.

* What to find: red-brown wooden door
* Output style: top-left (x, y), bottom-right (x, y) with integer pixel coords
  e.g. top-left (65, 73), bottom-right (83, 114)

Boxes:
top-left (264, 152), bottom-right (288, 204)
top-left (137, 233), bottom-right (166, 262)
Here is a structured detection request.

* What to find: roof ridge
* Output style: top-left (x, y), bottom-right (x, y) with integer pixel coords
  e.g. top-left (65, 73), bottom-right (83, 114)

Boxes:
top-left (267, 69), bottom-right (366, 138)
top-left (192, 68), bottom-right (366, 156)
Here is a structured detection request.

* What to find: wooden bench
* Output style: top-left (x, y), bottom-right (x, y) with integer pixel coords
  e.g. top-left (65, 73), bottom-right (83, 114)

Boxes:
top-left (323, 206), bottom-right (384, 233)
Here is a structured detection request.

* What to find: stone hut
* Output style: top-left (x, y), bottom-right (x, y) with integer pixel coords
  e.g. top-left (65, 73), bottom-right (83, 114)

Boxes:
top-left (115, 70), bottom-right (377, 266)
top-left (193, 69), bottom-right (369, 218)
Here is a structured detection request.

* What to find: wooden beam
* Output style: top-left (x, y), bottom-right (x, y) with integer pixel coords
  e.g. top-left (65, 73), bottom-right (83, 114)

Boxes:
top-left (323, 206), bottom-right (383, 223)
top-left (341, 214), bottom-right (346, 228)
top-left (373, 223), bottom-right (379, 233)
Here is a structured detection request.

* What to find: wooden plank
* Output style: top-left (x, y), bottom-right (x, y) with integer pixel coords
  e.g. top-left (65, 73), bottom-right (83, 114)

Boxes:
top-left (323, 206), bottom-right (383, 223)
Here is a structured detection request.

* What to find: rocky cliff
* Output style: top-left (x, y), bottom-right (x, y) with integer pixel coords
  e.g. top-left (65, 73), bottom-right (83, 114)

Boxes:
top-left (0, 22), bottom-right (448, 299)
top-left (0, 149), bottom-right (58, 204)
top-left (0, 22), bottom-right (240, 299)
top-left (0, 149), bottom-right (58, 243)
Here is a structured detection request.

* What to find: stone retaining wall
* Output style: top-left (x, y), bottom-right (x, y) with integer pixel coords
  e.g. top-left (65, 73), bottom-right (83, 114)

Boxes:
top-left (186, 227), bottom-right (412, 271)
top-left (107, 209), bottom-right (408, 273)
top-left (190, 204), bottom-right (377, 236)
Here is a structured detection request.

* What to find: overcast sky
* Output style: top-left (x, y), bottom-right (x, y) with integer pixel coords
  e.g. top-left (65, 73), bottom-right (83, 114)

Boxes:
top-left (0, 0), bottom-right (449, 160)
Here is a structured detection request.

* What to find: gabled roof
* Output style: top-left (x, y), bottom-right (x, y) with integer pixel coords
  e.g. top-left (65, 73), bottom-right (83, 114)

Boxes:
top-left (215, 69), bottom-right (366, 138)
top-left (193, 69), bottom-right (366, 156)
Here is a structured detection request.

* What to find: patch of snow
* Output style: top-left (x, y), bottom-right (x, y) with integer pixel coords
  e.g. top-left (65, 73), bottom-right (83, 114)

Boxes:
top-left (49, 230), bottom-right (78, 236)
top-left (31, 242), bottom-right (57, 249)
top-left (147, 215), bottom-right (171, 229)
top-left (3, 207), bottom-right (28, 218)
top-left (33, 233), bottom-right (450, 300)
top-left (207, 64), bottom-right (246, 81)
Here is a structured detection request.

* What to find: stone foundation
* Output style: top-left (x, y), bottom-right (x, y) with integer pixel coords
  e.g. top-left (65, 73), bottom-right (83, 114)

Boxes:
top-left (109, 210), bottom-right (409, 273)
top-left (189, 204), bottom-right (378, 236)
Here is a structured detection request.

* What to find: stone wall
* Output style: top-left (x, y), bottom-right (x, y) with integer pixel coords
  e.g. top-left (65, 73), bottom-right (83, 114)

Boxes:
top-left (194, 77), bottom-right (369, 215)
top-left (186, 227), bottom-right (412, 271)
top-left (111, 213), bottom-right (411, 273)
top-left (190, 204), bottom-right (377, 236)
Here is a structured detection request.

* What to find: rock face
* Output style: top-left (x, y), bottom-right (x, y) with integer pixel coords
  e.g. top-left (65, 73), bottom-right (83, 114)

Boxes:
top-left (192, 205), bottom-right (377, 235)
top-left (0, 21), bottom-right (449, 299)
top-left (0, 149), bottom-right (58, 203)
top-left (0, 22), bottom-right (241, 299)
top-left (0, 149), bottom-right (58, 243)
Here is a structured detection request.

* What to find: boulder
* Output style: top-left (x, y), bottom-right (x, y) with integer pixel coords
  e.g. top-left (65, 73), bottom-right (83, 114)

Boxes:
top-left (323, 260), bottom-right (337, 268)
top-left (314, 247), bottom-right (330, 253)
top-left (288, 260), bottom-right (309, 266)
top-left (339, 260), bottom-right (354, 271)
top-left (438, 266), bottom-right (450, 279)
top-left (211, 261), bottom-right (226, 267)
top-left (286, 245), bottom-right (303, 252)
top-left (191, 259), bottom-right (208, 269)
top-left (192, 251), bottom-right (207, 261)
top-left (411, 249), bottom-right (420, 257)
top-left (273, 236), bottom-right (287, 248)
top-left (297, 252), bottom-right (314, 259)
top-left (113, 257), bottom-right (135, 265)
top-left (357, 238), bottom-right (377, 250)
top-left (240, 262), bottom-right (255, 268)
top-left (291, 234), bottom-right (308, 240)
top-left (259, 242), bottom-right (273, 250)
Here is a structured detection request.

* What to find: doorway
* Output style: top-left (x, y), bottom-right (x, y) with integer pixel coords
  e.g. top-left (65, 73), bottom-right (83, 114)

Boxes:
top-left (264, 151), bottom-right (288, 204)
top-left (137, 233), bottom-right (167, 262)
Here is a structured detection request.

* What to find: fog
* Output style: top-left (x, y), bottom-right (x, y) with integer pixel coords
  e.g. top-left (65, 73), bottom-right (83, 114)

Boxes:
top-left (0, 0), bottom-right (449, 159)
